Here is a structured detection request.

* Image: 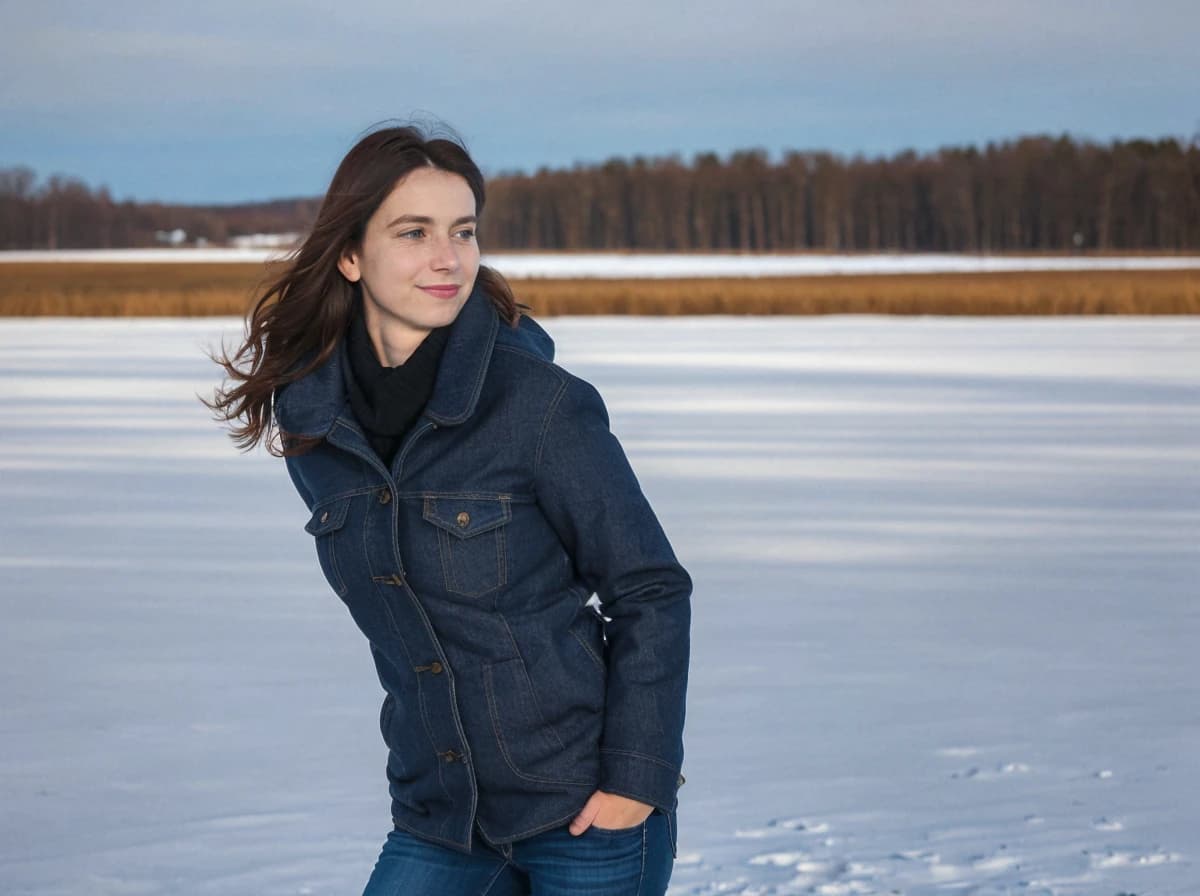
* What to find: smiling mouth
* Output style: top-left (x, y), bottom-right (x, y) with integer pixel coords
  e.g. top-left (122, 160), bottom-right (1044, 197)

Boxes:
top-left (419, 285), bottom-right (461, 298)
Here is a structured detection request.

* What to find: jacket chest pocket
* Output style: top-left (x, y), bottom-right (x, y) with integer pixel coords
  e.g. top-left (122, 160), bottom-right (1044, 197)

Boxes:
top-left (304, 496), bottom-right (353, 597)
top-left (422, 496), bottom-right (511, 597)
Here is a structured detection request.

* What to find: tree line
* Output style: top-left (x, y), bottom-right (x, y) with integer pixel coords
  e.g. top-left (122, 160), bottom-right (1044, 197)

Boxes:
top-left (0, 167), bottom-right (321, 250)
top-left (3, 134), bottom-right (1198, 252)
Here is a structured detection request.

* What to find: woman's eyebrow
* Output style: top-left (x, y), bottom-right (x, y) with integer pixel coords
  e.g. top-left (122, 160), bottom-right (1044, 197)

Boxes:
top-left (385, 214), bottom-right (478, 228)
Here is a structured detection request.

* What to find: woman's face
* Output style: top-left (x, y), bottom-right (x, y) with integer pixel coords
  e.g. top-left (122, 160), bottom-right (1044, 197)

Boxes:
top-left (338, 166), bottom-right (480, 361)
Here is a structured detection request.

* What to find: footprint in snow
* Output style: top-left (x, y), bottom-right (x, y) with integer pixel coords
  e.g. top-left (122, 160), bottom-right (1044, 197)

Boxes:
top-left (951, 761), bottom-right (1031, 780)
top-left (970, 850), bottom-right (1021, 873)
top-left (733, 816), bottom-right (831, 842)
top-left (770, 816), bottom-right (830, 833)
top-left (1088, 848), bottom-right (1179, 869)
top-left (809, 882), bottom-right (873, 895)
top-left (998, 761), bottom-right (1031, 774)
top-left (744, 850), bottom-right (883, 894)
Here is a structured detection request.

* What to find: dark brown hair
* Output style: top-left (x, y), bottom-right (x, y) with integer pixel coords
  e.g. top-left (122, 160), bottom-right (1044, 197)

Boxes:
top-left (204, 124), bottom-right (520, 455)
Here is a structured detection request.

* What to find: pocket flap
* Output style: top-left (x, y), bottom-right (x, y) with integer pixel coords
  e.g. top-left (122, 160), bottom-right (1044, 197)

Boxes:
top-left (423, 497), bottom-right (511, 539)
top-left (304, 496), bottom-right (351, 536)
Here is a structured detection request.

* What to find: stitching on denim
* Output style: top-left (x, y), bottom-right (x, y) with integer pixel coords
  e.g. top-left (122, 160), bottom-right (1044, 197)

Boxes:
top-left (600, 748), bottom-right (681, 771)
top-left (636, 818), bottom-right (647, 896)
top-left (664, 809), bottom-right (677, 860)
top-left (478, 856), bottom-right (513, 896)
top-left (375, 602), bottom-right (446, 808)
top-left (307, 494), bottom-right (352, 596)
top-left (319, 531), bottom-right (348, 597)
top-left (569, 626), bottom-right (605, 672)
top-left (396, 491), bottom-right (534, 502)
top-left (493, 343), bottom-right (560, 367)
top-left (483, 661), bottom-right (591, 787)
top-left (496, 526), bottom-right (508, 593)
top-left (441, 529), bottom-right (505, 598)
top-left (532, 376), bottom-right (569, 479)
top-left (425, 497), bottom-right (508, 597)
top-left (359, 493), bottom-right (371, 596)
top-left (330, 419), bottom-right (393, 474)
top-left (423, 497), bottom-right (513, 538)
top-left (435, 527), bottom-right (458, 594)
top-left (393, 586), bottom-right (462, 815)
top-left (513, 653), bottom-right (566, 750)
top-left (372, 575), bottom-right (410, 641)
top-left (587, 818), bottom-right (646, 835)
top-left (497, 613), bottom-right (522, 659)
top-left (306, 496), bottom-right (351, 536)
top-left (362, 510), bottom-right (413, 643)
top-left (388, 815), bottom-right (467, 851)
top-left (384, 491), bottom-right (407, 580)
top-left (430, 310), bottom-right (496, 426)
top-left (488, 658), bottom-right (581, 781)
top-left (479, 806), bottom-right (584, 844)
top-left (308, 486), bottom-right (376, 510)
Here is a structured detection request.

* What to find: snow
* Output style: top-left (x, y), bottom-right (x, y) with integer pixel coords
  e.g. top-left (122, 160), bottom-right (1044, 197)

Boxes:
top-left (484, 252), bottom-right (1200, 278)
top-left (0, 315), bottom-right (1197, 895)
top-left (2, 248), bottom-right (1200, 277)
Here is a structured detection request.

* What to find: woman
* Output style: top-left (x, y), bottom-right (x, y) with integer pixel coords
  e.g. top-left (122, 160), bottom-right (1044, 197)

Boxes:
top-left (207, 124), bottom-right (692, 895)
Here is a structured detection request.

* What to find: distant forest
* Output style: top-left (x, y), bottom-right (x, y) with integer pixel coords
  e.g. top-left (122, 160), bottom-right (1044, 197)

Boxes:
top-left (2, 134), bottom-right (1198, 252)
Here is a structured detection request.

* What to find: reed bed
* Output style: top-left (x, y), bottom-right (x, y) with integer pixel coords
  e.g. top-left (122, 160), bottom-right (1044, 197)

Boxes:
top-left (1, 262), bottom-right (1197, 316)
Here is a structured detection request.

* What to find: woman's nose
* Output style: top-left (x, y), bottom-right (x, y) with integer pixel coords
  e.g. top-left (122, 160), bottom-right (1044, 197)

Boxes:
top-left (429, 237), bottom-right (461, 272)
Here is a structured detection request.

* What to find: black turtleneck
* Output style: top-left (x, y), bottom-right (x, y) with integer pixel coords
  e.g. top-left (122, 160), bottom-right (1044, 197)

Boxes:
top-left (341, 301), bottom-right (451, 468)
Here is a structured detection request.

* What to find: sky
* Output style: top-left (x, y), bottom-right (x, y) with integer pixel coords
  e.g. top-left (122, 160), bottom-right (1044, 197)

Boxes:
top-left (1, 0), bottom-right (1197, 204)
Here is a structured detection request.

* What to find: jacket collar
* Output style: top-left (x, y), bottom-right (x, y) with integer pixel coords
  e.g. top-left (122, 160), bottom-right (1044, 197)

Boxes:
top-left (274, 282), bottom-right (500, 439)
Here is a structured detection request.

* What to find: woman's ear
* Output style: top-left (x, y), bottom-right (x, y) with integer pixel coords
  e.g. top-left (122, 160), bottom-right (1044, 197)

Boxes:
top-left (337, 247), bottom-right (361, 283)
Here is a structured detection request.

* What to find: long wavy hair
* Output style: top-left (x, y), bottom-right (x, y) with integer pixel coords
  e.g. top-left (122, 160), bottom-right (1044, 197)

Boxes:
top-left (205, 124), bottom-right (520, 456)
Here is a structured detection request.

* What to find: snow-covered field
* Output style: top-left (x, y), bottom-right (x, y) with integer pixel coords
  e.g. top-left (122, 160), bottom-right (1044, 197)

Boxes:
top-left (3, 248), bottom-right (1200, 277)
top-left (0, 315), bottom-right (1197, 895)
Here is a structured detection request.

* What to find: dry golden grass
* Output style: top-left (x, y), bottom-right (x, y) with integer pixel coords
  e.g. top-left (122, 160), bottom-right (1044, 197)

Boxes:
top-left (1, 262), bottom-right (1198, 316)
top-left (0, 263), bottom-right (275, 317)
top-left (515, 270), bottom-right (1200, 316)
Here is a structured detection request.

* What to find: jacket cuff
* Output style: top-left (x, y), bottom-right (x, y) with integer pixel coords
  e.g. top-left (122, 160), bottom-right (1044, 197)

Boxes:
top-left (598, 748), bottom-right (684, 812)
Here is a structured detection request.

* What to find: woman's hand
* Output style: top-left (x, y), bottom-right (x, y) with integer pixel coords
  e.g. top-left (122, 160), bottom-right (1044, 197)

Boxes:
top-left (568, 789), bottom-right (654, 835)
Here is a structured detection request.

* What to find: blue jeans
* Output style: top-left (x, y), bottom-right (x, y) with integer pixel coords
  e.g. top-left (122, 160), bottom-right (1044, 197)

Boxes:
top-left (362, 810), bottom-right (675, 895)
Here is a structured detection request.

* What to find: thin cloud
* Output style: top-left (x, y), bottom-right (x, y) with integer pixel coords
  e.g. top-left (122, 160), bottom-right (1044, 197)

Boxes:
top-left (1, 0), bottom-right (1196, 201)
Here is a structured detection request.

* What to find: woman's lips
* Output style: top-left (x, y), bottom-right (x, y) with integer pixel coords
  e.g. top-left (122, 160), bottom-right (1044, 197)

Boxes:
top-left (419, 285), bottom-right (460, 299)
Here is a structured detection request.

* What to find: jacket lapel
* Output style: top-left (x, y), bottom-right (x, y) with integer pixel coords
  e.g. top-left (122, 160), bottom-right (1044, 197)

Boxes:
top-left (423, 282), bottom-right (499, 426)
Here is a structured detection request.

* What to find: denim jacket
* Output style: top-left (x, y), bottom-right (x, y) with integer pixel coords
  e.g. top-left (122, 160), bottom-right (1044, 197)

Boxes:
top-left (273, 285), bottom-right (692, 857)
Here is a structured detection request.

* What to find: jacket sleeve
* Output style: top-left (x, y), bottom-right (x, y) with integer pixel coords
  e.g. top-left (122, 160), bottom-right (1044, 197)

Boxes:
top-left (532, 373), bottom-right (691, 813)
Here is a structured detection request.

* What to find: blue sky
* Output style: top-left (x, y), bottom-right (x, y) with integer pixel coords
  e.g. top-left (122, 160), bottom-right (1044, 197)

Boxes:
top-left (1, 0), bottom-right (1197, 204)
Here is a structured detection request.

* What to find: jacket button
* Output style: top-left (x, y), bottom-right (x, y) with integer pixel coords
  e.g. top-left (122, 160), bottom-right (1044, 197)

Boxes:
top-left (319, 511), bottom-right (329, 523)
top-left (429, 661), bottom-right (443, 674)
top-left (439, 749), bottom-right (462, 763)
top-left (378, 488), bottom-right (392, 505)
top-left (456, 511), bottom-right (470, 528)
